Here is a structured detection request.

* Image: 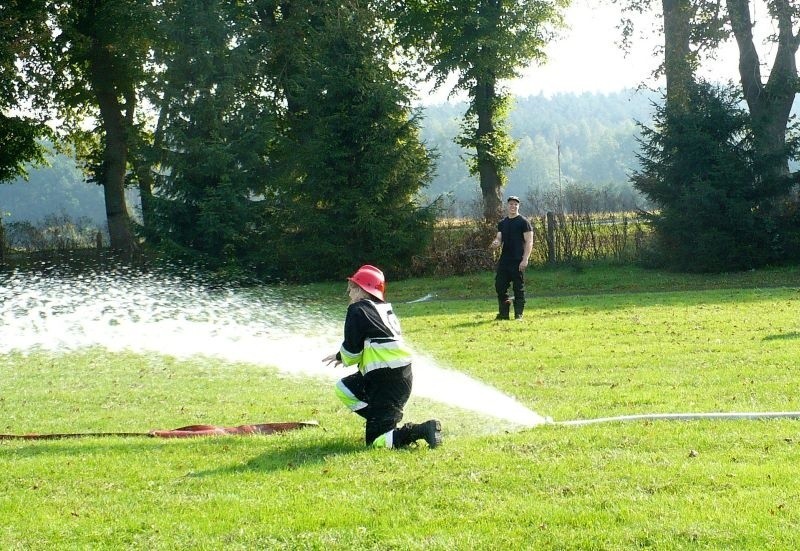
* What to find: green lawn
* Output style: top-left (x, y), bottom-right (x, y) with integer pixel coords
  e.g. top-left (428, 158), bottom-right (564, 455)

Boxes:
top-left (2, 264), bottom-right (799, 549)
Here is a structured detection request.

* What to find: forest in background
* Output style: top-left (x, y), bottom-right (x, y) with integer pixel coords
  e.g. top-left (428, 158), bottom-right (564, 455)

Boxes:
top-left (4, 1), bottom-right (799, 277)
top-left (421, 88), bottom-right (659, 215)
top-left (1, 89), bottom-right (658, 225)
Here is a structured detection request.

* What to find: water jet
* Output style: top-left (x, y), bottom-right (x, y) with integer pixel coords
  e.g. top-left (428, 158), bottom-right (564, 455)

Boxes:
top-left (0, 265), bottom-right (548, 430)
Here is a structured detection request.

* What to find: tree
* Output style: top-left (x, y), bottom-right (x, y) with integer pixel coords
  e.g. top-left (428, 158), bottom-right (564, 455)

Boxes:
top-left (633, 82), bottom-right (797, 271)
top-left (727, 0), bottom-right (800, 183)
top-left (618, 0), bottom-right (799, 268)
top-left (0, 1), bottom-right (49, 183)
top-left (149, 0), bottom-right (276, 271)
top-left (620, 0), bottom-right (799, 188)
top-left (390, 0), bottom-right (567, 221)
top-left (263, 0), bottom-right (436, 281)
top-left (18, 0), bottom-right (159, 252)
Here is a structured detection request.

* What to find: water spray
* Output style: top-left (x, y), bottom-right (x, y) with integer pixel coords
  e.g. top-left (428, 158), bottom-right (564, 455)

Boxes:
top-left (0, 267), bottom-right (547, 429)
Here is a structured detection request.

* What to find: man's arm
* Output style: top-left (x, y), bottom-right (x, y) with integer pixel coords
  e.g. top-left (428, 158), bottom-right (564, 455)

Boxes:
top-left (519, 231), bottom-right (533, 270)
top-left (490, 231), bottom-right (502, 249)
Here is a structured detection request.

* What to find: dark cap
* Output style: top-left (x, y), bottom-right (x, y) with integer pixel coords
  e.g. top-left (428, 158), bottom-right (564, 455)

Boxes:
top-left (507, 195), bottom-right (520, 203)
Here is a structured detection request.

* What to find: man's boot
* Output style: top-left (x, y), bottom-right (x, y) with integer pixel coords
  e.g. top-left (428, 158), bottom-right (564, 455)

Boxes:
top-left (393, 419), bottom-right (442, 448)
top-left (513, 298), bottom-right (525, 320)
top-left (496, 298), bottom-right (511, 320)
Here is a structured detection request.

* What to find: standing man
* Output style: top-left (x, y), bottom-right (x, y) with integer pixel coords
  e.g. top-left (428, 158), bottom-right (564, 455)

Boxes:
top-left (490, 196), bottom-right (533, 320)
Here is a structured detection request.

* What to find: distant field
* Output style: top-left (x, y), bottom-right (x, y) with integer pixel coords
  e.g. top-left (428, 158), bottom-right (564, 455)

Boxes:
top-left (2, 264), bottom-right (799, 549)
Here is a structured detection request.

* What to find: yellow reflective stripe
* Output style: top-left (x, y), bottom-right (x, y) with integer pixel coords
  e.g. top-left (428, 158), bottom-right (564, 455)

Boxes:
top-left (361, 341), bottom-right (412, 374)
top-left (334, 381), bottom-right (366, 412)
top-left (371, 430), bottom-right (394, 448)
top-left (341, 340), bottom-right (412, 374)
top-left (339, 345), bottom-right (362, 367)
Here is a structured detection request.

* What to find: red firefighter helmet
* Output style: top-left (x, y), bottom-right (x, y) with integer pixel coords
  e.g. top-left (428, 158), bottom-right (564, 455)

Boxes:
top-left (348, 264), bottom-right (386, 301)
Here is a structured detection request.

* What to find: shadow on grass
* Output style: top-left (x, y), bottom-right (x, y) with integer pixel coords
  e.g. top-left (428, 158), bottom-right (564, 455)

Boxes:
top-left (189, 438), bottom-right (365, 477)
top-left (0, 438), bottom-right (164, 459)
top-left (0, 434), bottom-right (366, 474)
top-left (763, 332), bottom-right (800, 342)
top-left (450, 319), bottom-right (498, 329)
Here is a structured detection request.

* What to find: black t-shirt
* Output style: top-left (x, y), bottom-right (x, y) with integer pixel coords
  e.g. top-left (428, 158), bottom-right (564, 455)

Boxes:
top-left (497, 215), bottom-right (533, 262)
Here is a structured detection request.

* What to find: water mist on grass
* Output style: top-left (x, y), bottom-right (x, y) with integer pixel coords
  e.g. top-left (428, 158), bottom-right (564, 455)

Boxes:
top-left (0, 265), bottom-right (548, 428)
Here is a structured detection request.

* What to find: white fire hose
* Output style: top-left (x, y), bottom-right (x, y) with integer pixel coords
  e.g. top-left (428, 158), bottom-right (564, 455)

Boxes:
top-left (551, 411), bottom-right (800, 426)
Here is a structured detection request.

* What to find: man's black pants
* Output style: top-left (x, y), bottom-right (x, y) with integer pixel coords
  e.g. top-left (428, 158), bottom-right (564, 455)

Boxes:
top-left (495, 261), bottom-right (525, 304)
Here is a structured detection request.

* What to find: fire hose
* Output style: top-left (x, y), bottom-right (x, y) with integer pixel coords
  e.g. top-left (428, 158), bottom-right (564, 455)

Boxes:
top-left (0, 421), bottom-right (318, 440)
top-left (4, 412), bottom-right (799, 441)
top-left (551, 411), bottom-right (800, 426)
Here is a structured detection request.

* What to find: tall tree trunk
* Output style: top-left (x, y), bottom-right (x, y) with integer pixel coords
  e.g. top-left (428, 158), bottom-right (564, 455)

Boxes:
top-left (131, 89), bottom-right (169, 232)
top-left (728, 0), bottom-right (800, 181)
top-left (133, 161), bottom-right (154, 230)
top-left (0, 215), bottom-right (5, 264)
top-left (125, 86), bottom-right (155, 231)
top-left (473, 78), bottom-right (502, 222)
top-left (662, 0), bottom-right (694, 111)
top-left (89, 40), bottom-right (136, 253)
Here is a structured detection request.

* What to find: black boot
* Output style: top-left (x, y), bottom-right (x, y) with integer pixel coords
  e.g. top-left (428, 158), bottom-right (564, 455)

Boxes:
top-left (394, 419), bottom-right (442, 448)
top-left (513, 298), bottom-right (525, 320)
top-left (496, 298), bottom-right (511, 320)
top-left (413, 419), bottom-right (442, 448)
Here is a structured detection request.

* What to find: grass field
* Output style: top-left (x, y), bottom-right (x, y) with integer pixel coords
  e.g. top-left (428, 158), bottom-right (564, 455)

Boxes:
top-left (1, 263), bottom-right (799, 549)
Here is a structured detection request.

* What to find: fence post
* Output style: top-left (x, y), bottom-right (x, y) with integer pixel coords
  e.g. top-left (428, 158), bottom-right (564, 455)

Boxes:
top-left (546, 211), bottom-right (556, 264)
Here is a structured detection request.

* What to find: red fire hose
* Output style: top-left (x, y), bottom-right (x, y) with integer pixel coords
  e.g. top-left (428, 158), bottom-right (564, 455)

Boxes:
top-left (0, 421), bottom-right (318, 440)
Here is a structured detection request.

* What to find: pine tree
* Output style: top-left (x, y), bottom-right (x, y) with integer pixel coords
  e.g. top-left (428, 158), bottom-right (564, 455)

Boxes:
top-left (633, 82), bottom-right (797, 272)
top-left (264, 1), bottom-right (436, 281)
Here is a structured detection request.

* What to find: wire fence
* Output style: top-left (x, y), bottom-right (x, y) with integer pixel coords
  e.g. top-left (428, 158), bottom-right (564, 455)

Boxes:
top-left (411, 211), bottom-right (650, 277)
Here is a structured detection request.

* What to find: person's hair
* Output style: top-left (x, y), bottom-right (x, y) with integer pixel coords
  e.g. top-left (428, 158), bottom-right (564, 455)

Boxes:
top-left (347, 280), bottom-right (372, 300)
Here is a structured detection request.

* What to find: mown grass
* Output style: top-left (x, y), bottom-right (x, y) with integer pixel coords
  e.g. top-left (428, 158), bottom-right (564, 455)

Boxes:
top-left (2, 263), bottom-right (799, 549)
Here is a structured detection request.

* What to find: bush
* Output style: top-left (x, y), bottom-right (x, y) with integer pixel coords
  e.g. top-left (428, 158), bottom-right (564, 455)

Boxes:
top-left (3, 214), bottom-right (103, 252)
top-left (410, 218), bottom-right (495, 276)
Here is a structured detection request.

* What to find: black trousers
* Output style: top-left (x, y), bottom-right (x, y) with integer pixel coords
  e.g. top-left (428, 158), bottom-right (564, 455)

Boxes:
top-left (340, 365), bottom-right (412, 445)
top-left (495, 261), bottom-right (525, 304)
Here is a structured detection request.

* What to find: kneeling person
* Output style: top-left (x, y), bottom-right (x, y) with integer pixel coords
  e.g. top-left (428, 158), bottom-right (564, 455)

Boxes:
top-left (323, 265), bottom-right (442, 449)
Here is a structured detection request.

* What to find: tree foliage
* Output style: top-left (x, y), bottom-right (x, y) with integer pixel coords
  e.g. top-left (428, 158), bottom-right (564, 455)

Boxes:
top-left (388, 0), bottom-right (567, 221)
top-left (267, 1), bottom-right (436, 281)
top-left (0, 1), bottom-right (50, 182)
top-left (0, 115), bottom-right (48, 183)
top-left (149, 0), bottom-right (435, 281)
top-left (148, 0), bottom-right (274, 272)
top-left (633, 82), bottom-right (799, 272)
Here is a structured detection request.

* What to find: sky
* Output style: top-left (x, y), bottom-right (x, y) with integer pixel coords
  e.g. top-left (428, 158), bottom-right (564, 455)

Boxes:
top-left (507, 0), bottom-right (665, 98)
top-left (422, 0), bottom-right (781, 103)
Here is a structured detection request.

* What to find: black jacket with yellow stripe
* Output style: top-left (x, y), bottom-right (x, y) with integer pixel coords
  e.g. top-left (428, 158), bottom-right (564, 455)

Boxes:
top-left (336, 298), bottom-right (412, 374)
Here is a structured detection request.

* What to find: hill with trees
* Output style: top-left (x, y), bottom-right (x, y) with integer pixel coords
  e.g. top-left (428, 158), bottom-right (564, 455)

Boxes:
top-left (0, 146), bottom-right (106, 224)
top-left (420, 89), bottom-right (659, 215)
